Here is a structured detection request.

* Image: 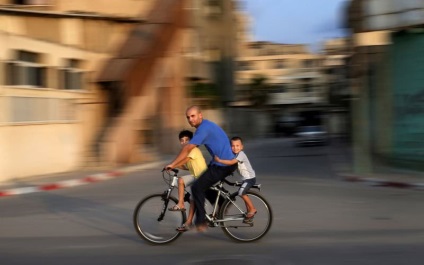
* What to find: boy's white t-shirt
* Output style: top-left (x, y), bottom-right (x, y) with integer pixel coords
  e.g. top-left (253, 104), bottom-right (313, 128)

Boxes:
top-left (236, 151), bottom-right (255, 180)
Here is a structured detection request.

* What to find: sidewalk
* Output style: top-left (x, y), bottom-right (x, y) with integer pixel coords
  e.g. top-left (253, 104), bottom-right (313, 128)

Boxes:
top-left (0, 157), bottom-right (172, 198)
top-left (341, 166), bottom-right (424, 190)
top-left (1, 138), bottom-right (423, 198)
top-left (328, 137), bottom-right (424, 190)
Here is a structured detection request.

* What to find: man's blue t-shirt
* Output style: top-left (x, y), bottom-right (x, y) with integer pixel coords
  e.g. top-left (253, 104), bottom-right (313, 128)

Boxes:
top-left (190, 119), bottom-right (234, 166)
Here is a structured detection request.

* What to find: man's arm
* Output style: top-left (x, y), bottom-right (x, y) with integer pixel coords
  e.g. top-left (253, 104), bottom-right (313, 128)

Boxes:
top-left (165, 144), bottom-right (196, 169)
top-left (175, 157), bottom-right (191, 170)
top-left (214, 155), bottom-right (238, 166)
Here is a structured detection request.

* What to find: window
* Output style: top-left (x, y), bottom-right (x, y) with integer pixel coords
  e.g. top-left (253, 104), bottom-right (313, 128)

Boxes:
top-left (238, 61), bottom-right (252, 71)
top-left (5, 50), bottom-right (46, 88)
top-left (249, 43), bottom-right (262, 49)
top-left (274, 60), bottom-right (285, 69)
top-left (303, 84), bottom-right (312, 93)
top-left (12, 0), bottom-right (50, 5)
top-left (59, 59), bottom-right (84, 90)
top-left (204, 0), bottom-right (223, 18)
top-left (270, 85), bottom-right (287, 93)
top-left (303, 59), bottom-right (314, 68)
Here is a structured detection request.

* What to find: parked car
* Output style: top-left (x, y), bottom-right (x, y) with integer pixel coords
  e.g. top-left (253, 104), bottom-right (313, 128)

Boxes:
top-left (294, 125), bottom-right (329, 146)
top-left (275, 116), bottom-right (300, 137)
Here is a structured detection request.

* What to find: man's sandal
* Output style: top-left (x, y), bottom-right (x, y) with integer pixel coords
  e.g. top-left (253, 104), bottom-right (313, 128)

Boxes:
top-left (176, 224), bottom-right (192, 232)
top-left (196, 223), bottom-right (208, 233)
top-left (168, 205), bottom-right (186, 212)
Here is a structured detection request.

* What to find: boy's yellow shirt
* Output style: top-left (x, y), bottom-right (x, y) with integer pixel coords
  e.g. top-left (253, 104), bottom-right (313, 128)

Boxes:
top-left (185, 147), bottom-right (207, 178)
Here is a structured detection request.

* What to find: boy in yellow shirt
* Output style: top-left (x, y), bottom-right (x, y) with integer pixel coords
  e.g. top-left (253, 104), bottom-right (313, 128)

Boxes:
top-left (168, 130), bottom-right (207, 232)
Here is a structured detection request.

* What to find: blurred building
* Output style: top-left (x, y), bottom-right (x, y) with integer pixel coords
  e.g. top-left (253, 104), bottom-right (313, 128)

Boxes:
top-left (0, 0), bottom-right (238, 181)
top-left (347, 0), bottom-right (424, 173)
top-left (232, 38), bottom-right (326, 137)
top-left (236, 42), bottom-right (325, 105)
top-left (321, 38), bottom-right (351, 138)
top-left (183, 0), bottom-right (240, 113)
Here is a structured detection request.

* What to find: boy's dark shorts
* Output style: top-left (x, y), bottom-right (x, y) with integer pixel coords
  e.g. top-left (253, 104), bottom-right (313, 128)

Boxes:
top-left (239, 178), bottom-right (256, 195)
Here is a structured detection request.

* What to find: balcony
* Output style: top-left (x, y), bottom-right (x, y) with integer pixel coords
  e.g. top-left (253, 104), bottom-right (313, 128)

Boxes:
top-left (267, 91), bottom-right (323, 105)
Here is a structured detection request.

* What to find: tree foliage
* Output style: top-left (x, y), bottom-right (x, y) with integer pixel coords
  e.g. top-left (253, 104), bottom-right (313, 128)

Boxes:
top-left (248, 75), bottom-right (269, 108)
top-left (189, 82), bottom-right (221, 108)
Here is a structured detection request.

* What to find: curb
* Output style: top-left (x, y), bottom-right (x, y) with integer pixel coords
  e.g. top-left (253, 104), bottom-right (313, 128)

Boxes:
top-left (0, 170), bottom-right (125, 198)
top-left (0, 160), bottom-right (166, 198)
top-left (344, 175), bottom-right (424, 190)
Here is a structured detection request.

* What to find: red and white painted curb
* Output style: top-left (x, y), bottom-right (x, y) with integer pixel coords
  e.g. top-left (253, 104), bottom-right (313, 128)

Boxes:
top-left (344, 175), bottom-right (424, 190)
top-left (0, 171), bottom-right (125, 198)
top-left (0, 160), bottom-right (165, 198)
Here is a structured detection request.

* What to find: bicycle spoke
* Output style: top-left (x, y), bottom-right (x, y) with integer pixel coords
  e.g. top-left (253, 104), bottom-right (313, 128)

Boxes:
top-left (219, 191), bottom-right (273, 242)
top-left (133, 194), bottom-right (186, 244)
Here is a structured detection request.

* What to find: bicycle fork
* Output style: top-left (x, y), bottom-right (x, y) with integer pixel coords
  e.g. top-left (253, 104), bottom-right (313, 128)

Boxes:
top-left (158, 177), bottom-right (178, 221)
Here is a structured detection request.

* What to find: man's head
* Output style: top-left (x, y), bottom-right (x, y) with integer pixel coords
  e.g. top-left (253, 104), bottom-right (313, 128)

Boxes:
top-left (230, 136), bottom-right (244, 154)
top-left (179, 130), bottom-right (193, 146)
top-left (186, 105), bottom-right (203, 128)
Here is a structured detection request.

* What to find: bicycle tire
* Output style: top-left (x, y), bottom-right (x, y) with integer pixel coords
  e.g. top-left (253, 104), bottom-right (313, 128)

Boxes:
top-left (133, 193), bottom-right (186, 244)
top-left (219, 191), bottom-right (273, 242)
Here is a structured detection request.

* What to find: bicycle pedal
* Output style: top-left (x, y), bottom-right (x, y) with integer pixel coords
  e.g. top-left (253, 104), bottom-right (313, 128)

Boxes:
top-left (207, 219), bottom-right (218, 227)
top-left (208, 222), bottom-right (218, 227)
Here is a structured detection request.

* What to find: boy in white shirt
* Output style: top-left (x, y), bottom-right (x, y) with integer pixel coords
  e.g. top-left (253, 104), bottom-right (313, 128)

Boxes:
top-left (214, 136), bottom-right (257, 223)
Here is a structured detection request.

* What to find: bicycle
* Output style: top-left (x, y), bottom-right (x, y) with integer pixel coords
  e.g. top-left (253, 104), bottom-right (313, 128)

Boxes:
top-left (133, 169), bottom-right (273, 244)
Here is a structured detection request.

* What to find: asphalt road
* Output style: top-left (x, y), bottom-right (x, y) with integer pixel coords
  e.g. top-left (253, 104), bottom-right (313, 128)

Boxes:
top-left (1, 138), bottom-right (423, 265)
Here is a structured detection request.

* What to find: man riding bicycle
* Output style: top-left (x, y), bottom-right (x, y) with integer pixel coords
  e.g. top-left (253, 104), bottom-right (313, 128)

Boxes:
top-left (165, 105), bottom-right (236, 232)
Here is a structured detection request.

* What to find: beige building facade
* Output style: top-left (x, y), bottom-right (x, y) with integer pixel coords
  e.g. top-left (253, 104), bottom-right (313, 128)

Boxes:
top-left (0, 0), bottom-right (238, 182)
top-left (321, 37), bottom-right (351, 137)
top-left (231, 40), bottom-right (327, 137)
top-left (236, 42), bottom-right (325, 106)
top-left (0, 1), bottom-right (131, 180)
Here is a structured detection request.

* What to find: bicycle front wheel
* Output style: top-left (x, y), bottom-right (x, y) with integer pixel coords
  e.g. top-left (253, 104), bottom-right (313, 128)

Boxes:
top-left (133, 193), bottom-right (186, 244)
top-left (219, 191), bottom-right (273, 242)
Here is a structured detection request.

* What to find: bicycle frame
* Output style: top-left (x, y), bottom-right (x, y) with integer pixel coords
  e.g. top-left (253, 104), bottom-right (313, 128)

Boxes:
top-left (133, 169), bottom-right (272, 244)
top-left (162, 170), bottom-right (259, 227)
top-left (205, 183), bottom-right (247, 225)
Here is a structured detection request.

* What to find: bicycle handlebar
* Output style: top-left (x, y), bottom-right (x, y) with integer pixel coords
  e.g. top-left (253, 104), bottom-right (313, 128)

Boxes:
top-left (162, 168), bottom-right (179, 174)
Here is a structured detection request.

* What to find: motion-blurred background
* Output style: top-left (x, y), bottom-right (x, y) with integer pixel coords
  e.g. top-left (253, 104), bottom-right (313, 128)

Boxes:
top-left (0, 0), bottom-right (422, 181)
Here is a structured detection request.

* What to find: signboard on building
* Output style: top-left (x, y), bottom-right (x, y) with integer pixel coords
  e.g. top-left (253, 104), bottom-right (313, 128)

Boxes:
top-left (364, 0), bottom-right (424, 31)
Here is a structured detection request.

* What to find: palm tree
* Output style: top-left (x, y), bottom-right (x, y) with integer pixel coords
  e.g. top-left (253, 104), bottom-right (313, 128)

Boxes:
top-left (248, 75), bottom-right (269, 108)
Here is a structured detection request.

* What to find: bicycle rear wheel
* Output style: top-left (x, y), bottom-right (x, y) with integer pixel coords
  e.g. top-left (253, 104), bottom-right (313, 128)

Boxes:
top-left (219, 191), bottom-right (272, 242)
top-left (133, 193), bottom-right (186, 244)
